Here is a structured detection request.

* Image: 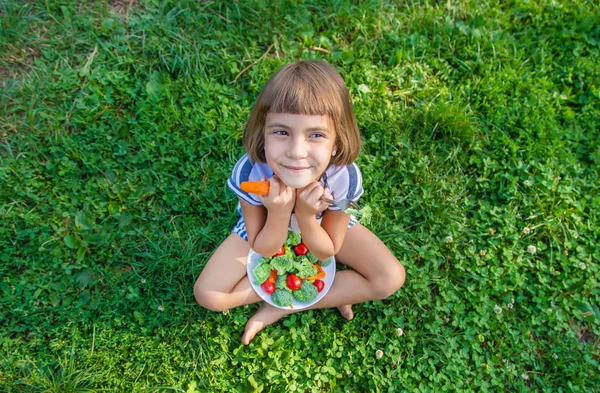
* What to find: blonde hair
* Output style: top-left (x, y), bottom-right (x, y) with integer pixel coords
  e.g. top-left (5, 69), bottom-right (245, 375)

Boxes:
top-left (243, 60), bottom-right (361, 166)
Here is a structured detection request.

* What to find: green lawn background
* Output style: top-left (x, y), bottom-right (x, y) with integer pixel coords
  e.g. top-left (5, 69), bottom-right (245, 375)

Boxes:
top-left (1, 0), bottom-right (599, 391)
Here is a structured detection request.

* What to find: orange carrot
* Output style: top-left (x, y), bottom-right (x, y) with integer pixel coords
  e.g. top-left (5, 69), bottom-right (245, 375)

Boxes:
top-left (305, 264), bottom-right (326, 281)
top-left (240, 181), bottom-right (270, 195)
top-left (305, 272), bottom-right (326, 281)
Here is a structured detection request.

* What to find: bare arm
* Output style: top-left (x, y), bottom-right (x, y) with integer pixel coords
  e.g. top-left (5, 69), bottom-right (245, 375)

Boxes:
top-left (243, 202), bottom-right (291, 256)
top-left (296, 210), bottom-right (349, 260)
top-left (242, 176), bottom-right (295, 256)
top-left (295, 181), bottom-right (349, 260)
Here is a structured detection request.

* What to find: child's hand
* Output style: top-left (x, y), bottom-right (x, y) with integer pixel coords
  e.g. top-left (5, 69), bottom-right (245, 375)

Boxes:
top-left (295, 181), bottom-right (331, 218)
top-left (258, 176), bottom-right (295, 216)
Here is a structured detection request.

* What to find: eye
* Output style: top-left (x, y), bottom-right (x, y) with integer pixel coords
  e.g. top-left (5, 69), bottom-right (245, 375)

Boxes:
top-left (273, 130), bottom-right (288, 136)
top-left (310, 132), bottom-right (325, 138)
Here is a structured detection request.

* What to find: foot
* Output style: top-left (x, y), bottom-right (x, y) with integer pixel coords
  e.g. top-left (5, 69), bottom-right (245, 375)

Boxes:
top-left (241, 303), bottom-right (291, 345)
top-left (337, 304), bottom-right (354, 320)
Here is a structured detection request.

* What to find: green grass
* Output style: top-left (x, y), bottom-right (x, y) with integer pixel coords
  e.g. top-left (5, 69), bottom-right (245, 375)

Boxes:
top-left (1, 0), bottom-right (599, 391)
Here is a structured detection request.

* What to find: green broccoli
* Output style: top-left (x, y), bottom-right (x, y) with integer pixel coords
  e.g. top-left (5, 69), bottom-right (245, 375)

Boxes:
top-left (275, 274), bottom-right (287, 290)
top-left (344, 205), bottom-right (372, 225)
top-left (271, 256), bottom-right (293, 275)
top-left (252, 261), bottom-right (271, 285)
top-left (293, 281), bottom-right (318, 303)
top-left (271, 288), bottom-right (294, 307)
top-left (306, 251), bottom-right (319, 264)
top-left (306, 251), bottom-right (331, 267)
top-left (286, 231), bottom-right (302, 247)
top-left (293, 257), bottom-right (318, 278)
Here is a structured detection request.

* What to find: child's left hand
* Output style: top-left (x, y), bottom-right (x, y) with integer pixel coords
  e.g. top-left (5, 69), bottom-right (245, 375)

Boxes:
top-left (295, 181), bottom-right (332, 218)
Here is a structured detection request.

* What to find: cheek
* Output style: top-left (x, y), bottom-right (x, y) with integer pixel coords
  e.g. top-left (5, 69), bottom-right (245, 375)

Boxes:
top-left (313, 146), bottom-right (334, 161)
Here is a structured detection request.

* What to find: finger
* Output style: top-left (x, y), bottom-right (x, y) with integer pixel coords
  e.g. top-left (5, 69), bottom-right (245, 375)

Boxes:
top-left (299, 181), bottom-right (320, 199)
top-left (267, 176), bottom-right (280, 196)
top-left (306, 183), bottom-right (325, 205)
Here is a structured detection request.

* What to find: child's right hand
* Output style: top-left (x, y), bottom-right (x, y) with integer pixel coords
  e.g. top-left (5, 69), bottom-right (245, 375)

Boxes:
top-left (258, 176), bottom-right (295, 216)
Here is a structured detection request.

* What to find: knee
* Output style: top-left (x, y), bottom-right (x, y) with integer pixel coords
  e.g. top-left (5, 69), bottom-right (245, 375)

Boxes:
top-left (374, 260), bottom-right (406, 299)
top-left (194, 283), bottom-right (229, 312)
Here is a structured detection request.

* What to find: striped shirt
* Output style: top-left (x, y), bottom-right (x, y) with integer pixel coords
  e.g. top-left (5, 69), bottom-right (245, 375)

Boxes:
top-left (227, 153), bottom-right (363, 237)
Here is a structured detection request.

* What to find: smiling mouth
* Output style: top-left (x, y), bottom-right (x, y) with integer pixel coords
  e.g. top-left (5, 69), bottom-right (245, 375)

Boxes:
top-left (284, 166), bottom-right (310, 171)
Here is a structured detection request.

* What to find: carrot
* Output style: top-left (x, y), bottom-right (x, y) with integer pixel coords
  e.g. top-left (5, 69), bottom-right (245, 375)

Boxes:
top-left (305, 263), bottom-right (326, 281)
top-left (305, 272), bottom-right (326, 281)
top-left (240, 181), bottom-right (270, 195)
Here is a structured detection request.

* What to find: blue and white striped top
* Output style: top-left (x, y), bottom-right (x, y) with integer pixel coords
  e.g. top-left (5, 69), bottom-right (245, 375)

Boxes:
top-left (227, 153), bottom-right (363, 232)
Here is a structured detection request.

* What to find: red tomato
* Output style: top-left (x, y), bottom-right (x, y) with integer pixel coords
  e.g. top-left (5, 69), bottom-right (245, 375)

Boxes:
top-left (293, 243), bottom-right (308, 256)
top-left (272, 246), bottom-right (285, 257)
top-left (261, 280), bottom-right (275, 294)
top-left (268, 269), bottom-right (278, 284)
top-left (286, 274), bottom-right (302, 291)
top-left (313, 279), bottom-right (325, 293)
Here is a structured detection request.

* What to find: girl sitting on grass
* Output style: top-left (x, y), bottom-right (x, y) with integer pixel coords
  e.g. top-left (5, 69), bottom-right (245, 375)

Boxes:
top-left (194, 60), bottom-right (406, 345)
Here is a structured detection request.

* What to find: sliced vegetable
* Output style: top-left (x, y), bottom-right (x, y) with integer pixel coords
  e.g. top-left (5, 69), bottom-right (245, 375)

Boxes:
top-left (240, 181), bottom-right (270, 195)
top-left (271, 256), bottom-right (293, 275)
top-left (293, 281), bottom-right (318, 302)
top-left (272, 288), bottom-right (293, 307)
top-left (313, 279), bottom-right (325, 293)
top-left (252, 261), bottom-right (272, 285)
top-left (286, 232), bottom-right (302, 247)
top-left (305, 264), bottom-right (326, 281)
top-left (306, 252), bottom-right (319, 264)
top-left (319, 257), bottom-right (332, 267)
top-left (292, 257), bottom-right (318, 279)
top-left (252, 232), bottom-right (333, 306)
top-left (286, 274), bottom-right (302, 291)
top-left (344, 205), bottom-right (372, 224)
top-left (275, 274), bottom-right (288, 290)
top-left (268, 269), bottom-right (278, 284)
top-left (272, 246), bottom-right (285, 257)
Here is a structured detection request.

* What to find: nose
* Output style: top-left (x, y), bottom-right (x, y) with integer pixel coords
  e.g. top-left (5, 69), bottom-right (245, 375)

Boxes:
top-left (287, 136), bottom-right (308, 159)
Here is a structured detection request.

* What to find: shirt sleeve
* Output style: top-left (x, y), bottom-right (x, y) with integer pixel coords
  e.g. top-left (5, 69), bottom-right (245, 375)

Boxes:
top-left (226, 153), bottom-right (263, 206)
top-left (327, 163), bottom-right (364, 212)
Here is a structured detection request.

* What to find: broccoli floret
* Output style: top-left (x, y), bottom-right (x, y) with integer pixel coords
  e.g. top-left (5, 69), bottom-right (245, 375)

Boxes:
top-left (293, 281), bottom-right (318, 303)
top-left (293, 257), bottom-right (318, 278)
top-left (252, 261), bottom-right (271, 285)
top-left (284, 245), bottom-right (296, 260)
top-left (344, 205), bottom-right (372, 225)
top-left (275, 274), bottom-right (287, 290)
top-left (306, 251), bottom-right (319, 264)
top-left (286, 231), bottom-right (302, 247)
top-left (271, 288), bottom-right (294, 307)
top-left (306, 251), bottom-right (331, 267)
top-left (257, 256), bottom-right (271, 264)
top-left (271, 256), bottom-right (293, 275)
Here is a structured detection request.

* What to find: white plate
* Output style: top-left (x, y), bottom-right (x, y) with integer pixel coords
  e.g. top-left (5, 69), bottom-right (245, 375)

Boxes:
top-left (247, 249), bottom-right (336, 310)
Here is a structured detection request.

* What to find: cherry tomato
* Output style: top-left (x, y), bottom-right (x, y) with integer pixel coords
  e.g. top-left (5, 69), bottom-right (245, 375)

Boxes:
top-left (261, 280), bottom-right (275, 294)
top-left (268, 269), bottom-right (278, 284)
top-left (293, 243), bottom-right (308, 256)
top-left (272, 246), bottom-right (285, 257)
top-left (313, 279), bottom-right (325, 293)
top-left (286, 274), bottom-right (302, 291)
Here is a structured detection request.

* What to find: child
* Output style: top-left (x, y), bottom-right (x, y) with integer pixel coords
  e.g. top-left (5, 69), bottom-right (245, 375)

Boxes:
top-left (194, 60), bottom-right (405, 345)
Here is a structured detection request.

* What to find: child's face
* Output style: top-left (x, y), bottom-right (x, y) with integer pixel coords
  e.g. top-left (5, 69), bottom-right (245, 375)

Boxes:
top-left (264, 112), bottom-right (337, 189)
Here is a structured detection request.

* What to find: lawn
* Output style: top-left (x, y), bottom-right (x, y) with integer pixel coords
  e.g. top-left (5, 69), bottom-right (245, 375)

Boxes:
top-left (1, 0), bottom-right (599, 391)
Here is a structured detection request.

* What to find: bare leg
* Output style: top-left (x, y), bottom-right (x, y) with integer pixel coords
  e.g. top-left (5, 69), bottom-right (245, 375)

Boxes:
top-left (194, 234), bottom-right (261, 311)
top-left (241, 223), bottom-right (406, 344)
